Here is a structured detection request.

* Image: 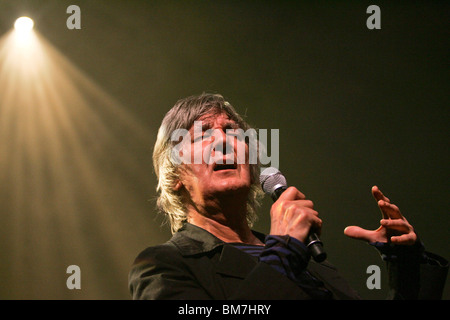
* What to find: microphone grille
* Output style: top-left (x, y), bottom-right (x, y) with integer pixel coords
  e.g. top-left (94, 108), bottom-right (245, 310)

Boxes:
top-left (260, 167), bottom-right (287, 194)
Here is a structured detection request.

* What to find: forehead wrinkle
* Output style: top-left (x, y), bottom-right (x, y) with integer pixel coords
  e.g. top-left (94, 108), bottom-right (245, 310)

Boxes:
top-left (190, 112), bottom-right (238, 132)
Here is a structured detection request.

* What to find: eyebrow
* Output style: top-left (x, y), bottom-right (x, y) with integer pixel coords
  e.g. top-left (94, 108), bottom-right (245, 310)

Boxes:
top-left (193, 119), bottom-right (240, 132)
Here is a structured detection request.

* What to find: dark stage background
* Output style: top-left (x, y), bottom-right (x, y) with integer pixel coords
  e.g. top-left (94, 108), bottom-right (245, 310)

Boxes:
top-left (0, 0), bottom-right (448, 300)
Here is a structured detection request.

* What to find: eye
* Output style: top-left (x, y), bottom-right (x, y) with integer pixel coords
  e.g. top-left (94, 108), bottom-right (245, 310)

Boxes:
top-left (192, 131), bottom-right (214, 143)
top-left (202, 131), bottom-right (214, 142)
top-left (226, 129), bottom-right (244, 141)
top-left (193, 135), bottom-right (203, 143)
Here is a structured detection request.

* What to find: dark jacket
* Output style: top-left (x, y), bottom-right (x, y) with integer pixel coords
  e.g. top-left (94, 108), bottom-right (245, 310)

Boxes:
top-left (128, 223), bottom-right (448, 300)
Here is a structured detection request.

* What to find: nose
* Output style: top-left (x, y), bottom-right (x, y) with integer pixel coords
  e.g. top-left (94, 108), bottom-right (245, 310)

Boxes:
top-left (212, 129), bottom-right (234, 153)
top-left (207, 129), bottom-right (235, 164)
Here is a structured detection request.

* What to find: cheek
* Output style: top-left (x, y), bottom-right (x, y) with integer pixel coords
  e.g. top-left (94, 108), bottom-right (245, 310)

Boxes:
top-left (178, 165), bottom-right (197, 190)
top-left (234, 140), bottom-right (250, 164)
top-left (242, 164), bottom-right (253, 183)
top-left (183, 164), bottom-right (211, 186)
top-left (179, 141), bottom-right (208, 165)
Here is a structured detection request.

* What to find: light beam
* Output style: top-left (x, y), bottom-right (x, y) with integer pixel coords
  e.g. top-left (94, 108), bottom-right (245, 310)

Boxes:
top-left (14, 17), bottom-right (34, 33)
top-left (0, 28), bottom-right (161, 299)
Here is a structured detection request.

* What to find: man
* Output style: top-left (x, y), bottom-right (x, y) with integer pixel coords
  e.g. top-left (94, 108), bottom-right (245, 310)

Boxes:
top-left (129, 93), bottom-right (447, 299)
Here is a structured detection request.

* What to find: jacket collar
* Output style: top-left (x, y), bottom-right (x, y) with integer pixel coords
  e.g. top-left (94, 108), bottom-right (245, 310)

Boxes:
top-left (169, 222), bottom-right (266, 256)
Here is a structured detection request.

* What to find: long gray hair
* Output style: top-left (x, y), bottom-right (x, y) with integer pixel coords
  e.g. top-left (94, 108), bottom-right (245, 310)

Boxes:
top-left (152, 93), bottom-right (264, 233)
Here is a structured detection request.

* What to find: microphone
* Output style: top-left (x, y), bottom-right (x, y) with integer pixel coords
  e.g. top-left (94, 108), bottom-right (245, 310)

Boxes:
top-left (260, 167), bottom-right (327, 263)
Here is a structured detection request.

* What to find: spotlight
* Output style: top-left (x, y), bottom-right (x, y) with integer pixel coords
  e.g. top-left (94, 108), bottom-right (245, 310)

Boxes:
top-left (14, 17), bottom-right (34, 33)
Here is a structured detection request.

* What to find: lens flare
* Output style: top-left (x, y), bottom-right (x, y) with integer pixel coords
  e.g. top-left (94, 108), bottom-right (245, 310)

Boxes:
top-left (13, 17), bottom-right (35, 46)
top-left (14, 17), bottom-right (34, 32)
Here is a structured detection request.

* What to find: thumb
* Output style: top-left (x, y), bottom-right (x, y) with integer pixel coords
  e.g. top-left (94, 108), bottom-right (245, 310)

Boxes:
top-left (344, 226), bottom-right (374, 242)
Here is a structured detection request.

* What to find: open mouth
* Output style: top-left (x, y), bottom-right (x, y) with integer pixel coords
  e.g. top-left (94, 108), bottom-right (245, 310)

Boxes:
top-left (213, 163), bottom-right (237, 171)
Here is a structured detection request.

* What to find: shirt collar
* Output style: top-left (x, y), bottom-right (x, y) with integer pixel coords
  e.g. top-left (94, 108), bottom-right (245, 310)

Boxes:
top-left (170, 222), bottom-right (266, 256)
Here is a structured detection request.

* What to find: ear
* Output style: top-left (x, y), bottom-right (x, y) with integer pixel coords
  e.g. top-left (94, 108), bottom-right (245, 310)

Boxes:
top-left (173, 180), bottom-right (183, 191)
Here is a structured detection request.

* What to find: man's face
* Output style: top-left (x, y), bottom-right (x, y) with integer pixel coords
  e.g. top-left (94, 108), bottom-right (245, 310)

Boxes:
top-left (175, 111), bottom-right (252, 206)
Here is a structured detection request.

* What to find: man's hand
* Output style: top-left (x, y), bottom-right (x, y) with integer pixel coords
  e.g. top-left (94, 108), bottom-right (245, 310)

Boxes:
top-left (344, 186), bottom-right (417, 245)
top-left (269, 186), bottom-right (322, 244)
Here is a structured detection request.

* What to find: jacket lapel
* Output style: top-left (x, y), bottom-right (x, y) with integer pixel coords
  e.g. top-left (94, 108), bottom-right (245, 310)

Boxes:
top-left (215, 244), bottom-right (258, 278)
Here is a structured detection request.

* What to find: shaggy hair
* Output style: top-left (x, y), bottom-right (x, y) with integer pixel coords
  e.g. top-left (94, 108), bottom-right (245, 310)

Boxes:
top-left (153, 93), bottom-right (264, 233)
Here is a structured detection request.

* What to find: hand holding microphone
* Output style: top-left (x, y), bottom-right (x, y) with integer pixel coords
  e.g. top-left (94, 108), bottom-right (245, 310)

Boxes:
top-left (260, 167), bottom-right (327, 262)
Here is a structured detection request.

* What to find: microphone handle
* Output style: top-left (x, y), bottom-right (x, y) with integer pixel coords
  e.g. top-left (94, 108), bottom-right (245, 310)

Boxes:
top-left (306, 233), bottom-right (327, 263)
top-left (272, 186), bottom-right (327, 263)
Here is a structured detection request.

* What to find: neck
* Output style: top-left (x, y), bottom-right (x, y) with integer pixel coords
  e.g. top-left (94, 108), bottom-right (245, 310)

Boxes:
top-left (186, 194), bottom-right (263, 245)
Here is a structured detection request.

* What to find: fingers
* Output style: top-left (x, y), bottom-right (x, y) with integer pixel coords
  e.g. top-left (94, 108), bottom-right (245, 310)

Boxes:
top-left (372, 186), bottom-right (403, 219)
top-left (279, 202), bottom-right (321, 231)
top-left (344, 226), bottom-right (378, 242)
top-left (372, 186), bottom-right (389, 219)
top-left (380, 218), bottom-right (410, 232)
top-left (378, 199), bottom-right (403, 219)
top-left (380, 218), bottom-right (416, 244)
top-left (345, 186), bottom-right (417, 245)
top-left (390, 233), bottom-right (417, 245)
top-left (277, 186), bottom-right (306, 201)
top-left (270, 187), bottom-right (322, 242)
top-left (372, 185), bottom-right (390, 203)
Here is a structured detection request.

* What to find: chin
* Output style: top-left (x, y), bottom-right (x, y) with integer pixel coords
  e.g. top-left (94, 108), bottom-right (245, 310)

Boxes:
top-left (212, 180), bottom-right (251, 196)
